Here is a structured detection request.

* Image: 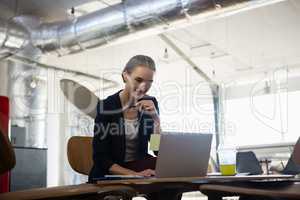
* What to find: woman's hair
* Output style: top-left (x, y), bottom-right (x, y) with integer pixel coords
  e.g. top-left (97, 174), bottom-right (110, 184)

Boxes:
top-left (123, 55), bottom-right (156, 73)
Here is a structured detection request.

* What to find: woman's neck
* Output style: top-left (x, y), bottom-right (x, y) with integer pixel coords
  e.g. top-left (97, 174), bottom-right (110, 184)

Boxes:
top-left (120, 89), bottom-right (135, 108)
top-left (120, 90), bottom-right (138, 119)
top-left (120, 90), bottom-right (128, 106)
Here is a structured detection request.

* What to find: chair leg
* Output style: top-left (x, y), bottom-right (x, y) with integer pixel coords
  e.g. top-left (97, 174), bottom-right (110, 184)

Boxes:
top-left (201, 190), bottom-right (223, 200)
top-left (91, 186), bottom-right (138, 200)
top-left (145, 190), bottom-right (182, 200)
top-left (207, 195), bottom-right (223, 200)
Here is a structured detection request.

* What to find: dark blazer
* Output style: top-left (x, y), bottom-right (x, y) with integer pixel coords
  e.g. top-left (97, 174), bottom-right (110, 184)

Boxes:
top-left (88, 90), bottom-right (159, 182)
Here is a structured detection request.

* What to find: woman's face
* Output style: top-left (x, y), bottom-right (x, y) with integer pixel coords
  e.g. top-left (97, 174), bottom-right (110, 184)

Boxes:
top-left (123, 65), bottom-right (154, 100)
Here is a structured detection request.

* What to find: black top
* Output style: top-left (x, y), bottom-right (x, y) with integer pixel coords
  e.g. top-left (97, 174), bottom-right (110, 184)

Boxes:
top-left (88, 90), bottom-right (159, 182)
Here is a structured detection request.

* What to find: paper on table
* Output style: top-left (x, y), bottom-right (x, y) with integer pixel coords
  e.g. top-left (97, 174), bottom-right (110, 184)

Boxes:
top-left (150, 134), bottom-right (160, 151)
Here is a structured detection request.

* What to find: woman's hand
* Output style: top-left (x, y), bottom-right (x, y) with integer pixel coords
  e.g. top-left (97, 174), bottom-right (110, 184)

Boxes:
top-left (136, 99), bottom-right (161, 134)
top-left (135, 169), bottom-right (156, 177)
top-left (136, 100), bottom-right (159, 121)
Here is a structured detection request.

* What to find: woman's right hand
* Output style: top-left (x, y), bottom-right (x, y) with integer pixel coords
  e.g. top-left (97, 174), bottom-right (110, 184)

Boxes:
top-left (135, 169), bottom-right (155, 177)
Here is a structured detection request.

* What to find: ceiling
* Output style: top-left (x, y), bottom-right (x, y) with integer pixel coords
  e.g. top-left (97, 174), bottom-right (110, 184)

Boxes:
top-left (1, 0), bottom-right (300, 89)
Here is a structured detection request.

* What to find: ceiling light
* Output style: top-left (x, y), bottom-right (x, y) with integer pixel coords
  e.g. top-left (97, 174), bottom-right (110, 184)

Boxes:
top-left (163, 48), bottom-right (169, 59)
top-left (4, 36), bottom-right (25, 48)
top-left (55, 48), bottom-right (71, 57)
top-left (30, 77), bottom-right (38, 89)
top-left (72, 1), bottom-right (121, 17)
top-left (264, 80), bottom-right (271, 94)
top-left (30, 80), bottom-right (37, 88)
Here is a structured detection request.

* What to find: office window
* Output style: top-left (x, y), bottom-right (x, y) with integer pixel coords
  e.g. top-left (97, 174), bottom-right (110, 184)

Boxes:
top-left (224, 91), bottom-right (299, 146)
top-left (158, 84), bottom-right (215, 134)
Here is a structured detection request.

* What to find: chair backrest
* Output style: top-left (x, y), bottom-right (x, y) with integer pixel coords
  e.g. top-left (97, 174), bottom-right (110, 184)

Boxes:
top-left (67, 136), bottom-right (93, 175)
top-left (236, 151), bottom-right (263, 175)
top-left (0, 129), bottom-right (16, 175)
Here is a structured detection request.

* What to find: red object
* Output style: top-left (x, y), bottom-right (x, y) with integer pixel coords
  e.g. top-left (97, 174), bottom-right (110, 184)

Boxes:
top-left (0, 96), bottom-right (10, 193)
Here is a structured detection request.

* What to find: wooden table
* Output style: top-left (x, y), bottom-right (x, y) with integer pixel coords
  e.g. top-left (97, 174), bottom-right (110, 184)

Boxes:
top-left (96, 175), bottom-right (298, 200)
top-left (96, 175), bottom-right (296, 185)
top-left (0, 184), bottom-right (137, 200)
top-left (200, 181), bottom-right (300, 200)
top-left (0, 175), bottom-right (297, 200)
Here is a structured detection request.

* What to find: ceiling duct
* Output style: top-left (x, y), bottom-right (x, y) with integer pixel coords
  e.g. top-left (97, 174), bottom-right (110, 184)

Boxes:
top-left (0, 0), bottom-right (284, 56)
top-left (31, 0), bottom-right (216, 55)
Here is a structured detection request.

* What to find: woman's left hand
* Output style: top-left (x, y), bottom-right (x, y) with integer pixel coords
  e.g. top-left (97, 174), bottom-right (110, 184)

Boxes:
top-left (136, 100), bottom-right (159, 121)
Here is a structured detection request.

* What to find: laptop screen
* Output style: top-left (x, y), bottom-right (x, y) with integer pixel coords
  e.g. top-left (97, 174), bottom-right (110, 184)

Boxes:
top-left (155, 132), bottom-right (212, 178)
top-left (293, 137), bottom-right (300, 165)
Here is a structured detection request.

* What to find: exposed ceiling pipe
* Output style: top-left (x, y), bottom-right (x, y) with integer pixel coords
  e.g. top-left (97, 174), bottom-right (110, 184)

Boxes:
top-left (0, 0), bottom-right (286, 57)
top-left (31, 0), bottom-right (215, 55)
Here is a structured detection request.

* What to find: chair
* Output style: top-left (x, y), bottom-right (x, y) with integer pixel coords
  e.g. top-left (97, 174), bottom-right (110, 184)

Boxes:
top-left (66, 136), bottom-right (138, 200)
top-left (236, 151), bottom-right (263, 175)
top-left (67, 136), bottom-right (94, 175)
top-left (0, 129), bottom-right (16, 175)
top-left (0, 96), bottom-right (13, 193)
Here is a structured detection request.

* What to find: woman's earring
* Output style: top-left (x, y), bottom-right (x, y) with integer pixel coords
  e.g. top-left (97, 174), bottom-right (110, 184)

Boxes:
top-left (122, 73), bottom-right (126, 83)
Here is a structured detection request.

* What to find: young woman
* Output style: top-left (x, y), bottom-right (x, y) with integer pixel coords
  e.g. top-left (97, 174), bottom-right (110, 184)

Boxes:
top-left (89, 55), bottom-right (161, 181)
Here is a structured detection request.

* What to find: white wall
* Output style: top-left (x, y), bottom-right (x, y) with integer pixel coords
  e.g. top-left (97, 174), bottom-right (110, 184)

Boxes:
top-left (0, 61), bottom-right (8, 97)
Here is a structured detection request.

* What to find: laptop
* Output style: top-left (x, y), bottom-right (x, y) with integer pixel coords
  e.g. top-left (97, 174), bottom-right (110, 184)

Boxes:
top-left (155, 132), bottom-right (212, 178)
top-left (98, 132), bottom-right (213, 181)
top-left (293, 137), bottom-right (300, 165)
